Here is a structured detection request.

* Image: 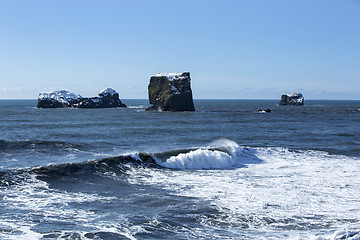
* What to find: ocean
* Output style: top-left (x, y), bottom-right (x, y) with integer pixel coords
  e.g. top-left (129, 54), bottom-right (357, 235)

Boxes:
top-left (0, 99), bottom-right (359, 240)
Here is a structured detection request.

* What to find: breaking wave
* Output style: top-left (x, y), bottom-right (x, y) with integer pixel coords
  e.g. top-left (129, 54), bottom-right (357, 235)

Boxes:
top-left (1, 139), bottom-right (360, 239)
top-left (154, 139), bottom-right (262, 169)
top-left (0, 139), bottom-right (261, 187)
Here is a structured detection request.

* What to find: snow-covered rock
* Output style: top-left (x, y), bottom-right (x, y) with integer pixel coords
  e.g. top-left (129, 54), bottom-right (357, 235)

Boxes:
top-left (146, 72), bottom-right (195, 111)
top-left (99, 88), bottom-right (117, 97)
top-left (152, 73), bottom-right (189, 82)
top-left (279, 92), bottom-right (304, 106)
top-left (75, 88), bottom-right (126, 108)
top-left (37, 88), bottom-right (126, 108)
top-left (37, 90), bottom-right (82, 108)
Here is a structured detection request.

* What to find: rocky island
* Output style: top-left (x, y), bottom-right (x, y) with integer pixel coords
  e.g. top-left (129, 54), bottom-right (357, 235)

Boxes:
top-left (146, 72), bottom-right (195, 111)
top-left (279, 92), bottom-right (304, 106)
top-left (37, 88), bottom-right (127, 108)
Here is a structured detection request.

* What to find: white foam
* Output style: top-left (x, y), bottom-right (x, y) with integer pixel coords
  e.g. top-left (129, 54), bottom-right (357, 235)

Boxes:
top-left (160, 149), bottom-right (236, 169)
top-left (128, 105), bottom-right (144, 109)
top-left (127, 141), bottom-right (360, 238)
top-left (208, 138), bottom-right (240, 154)
top-left (0, 171), bottom-right (132, 239)
top-left (0, 221), bottom-right (42, 240)
top-left (157, 139), bottom-right (258, 170)
top-left (328, 228), bottom-right (360, 240)
top-left (3, 180), bottom-right (112, 212)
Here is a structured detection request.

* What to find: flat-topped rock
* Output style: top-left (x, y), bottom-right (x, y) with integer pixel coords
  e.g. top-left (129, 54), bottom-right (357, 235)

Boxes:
top-left (146, 72), bottom-right (195, 111)
top-left (37, 90), bottom-right (83, 108)
top-left (37, 88), bottom-right (126, 108)
top-left (279, 92), bottom-right (304, 105)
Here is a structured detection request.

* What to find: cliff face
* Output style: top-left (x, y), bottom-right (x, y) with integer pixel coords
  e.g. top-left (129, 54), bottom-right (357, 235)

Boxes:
top-left (279, 92), bottom-right (304, 105)
top-left (37, 88), bottom-right (126, 108)
top-left (146, 72), bottom-right (195, 111)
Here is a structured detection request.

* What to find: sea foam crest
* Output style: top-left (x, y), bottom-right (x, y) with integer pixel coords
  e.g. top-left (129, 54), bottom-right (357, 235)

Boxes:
top-left (158, 139), bottom-right (256, 170)
top-left (161, 149), bottom-right (235, 169)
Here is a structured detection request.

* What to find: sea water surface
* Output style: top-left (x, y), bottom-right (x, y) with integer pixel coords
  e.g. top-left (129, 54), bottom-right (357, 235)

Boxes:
top-left (0, 99), bottom-right (360, 239)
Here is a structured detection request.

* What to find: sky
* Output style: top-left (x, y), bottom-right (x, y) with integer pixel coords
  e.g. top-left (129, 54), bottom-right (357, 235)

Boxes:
top-left (0, 0), bottom-right (359, 99)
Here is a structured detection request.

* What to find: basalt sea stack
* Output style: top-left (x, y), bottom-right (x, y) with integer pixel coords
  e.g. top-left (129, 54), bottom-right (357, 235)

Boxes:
top-left (37, 88), bottom-right (127, 108)
top-left (279, 92), bottom-right (304, 106)
top-left (146, 72), bottom-right (195, 111)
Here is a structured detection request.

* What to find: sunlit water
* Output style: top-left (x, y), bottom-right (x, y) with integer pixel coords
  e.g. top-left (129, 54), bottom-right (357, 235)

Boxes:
top-left (0, 99), bottom-right (359, 239)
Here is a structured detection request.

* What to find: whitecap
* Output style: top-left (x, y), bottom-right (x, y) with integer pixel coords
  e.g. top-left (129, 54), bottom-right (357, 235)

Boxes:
top-left (160, 148), bottom-right (235, 170)
top-left (127, 105), bottom-right (145, 109)
top-left (127, 142), bottom-right (360, 238)
top-left (156, 139), bottom-right (261, 170)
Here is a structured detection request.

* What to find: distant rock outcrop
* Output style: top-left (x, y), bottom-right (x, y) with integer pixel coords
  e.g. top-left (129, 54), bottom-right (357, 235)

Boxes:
top-left (279, 92), bottom-right (304, 105)
top-left (74, 88), bottom-right (127, 108)
top-left (146, 72), bottom-right (195, 111)
top-left (37, 88), bottom-right (126, 108)
top-left (37, 90), bottom-right (82, 108)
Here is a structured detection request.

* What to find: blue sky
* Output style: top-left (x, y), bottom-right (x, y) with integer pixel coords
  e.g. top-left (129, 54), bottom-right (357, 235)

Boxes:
top-left (0, 0), bottom-right (359, 99)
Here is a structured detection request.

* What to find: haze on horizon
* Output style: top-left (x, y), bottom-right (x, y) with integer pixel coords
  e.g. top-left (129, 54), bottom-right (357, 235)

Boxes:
top-left (0, 0), bottom-right (359, 100)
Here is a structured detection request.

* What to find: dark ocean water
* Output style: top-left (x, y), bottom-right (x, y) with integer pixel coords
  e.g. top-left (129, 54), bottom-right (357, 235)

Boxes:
top-left (0, 99), bottom-right (360, 239)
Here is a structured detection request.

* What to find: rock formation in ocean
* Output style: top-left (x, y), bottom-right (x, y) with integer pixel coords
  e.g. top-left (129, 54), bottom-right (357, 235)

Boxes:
top-left (146, 72), bottom-right (195, 111)
top-left (37, 88), bottom-right (127, 108)
top-left (74, 88), bottom-right (127, 108)
top-left (279, 92), bottom-right (304, 105)
top-left (37, 90), bottom-right (82, 108)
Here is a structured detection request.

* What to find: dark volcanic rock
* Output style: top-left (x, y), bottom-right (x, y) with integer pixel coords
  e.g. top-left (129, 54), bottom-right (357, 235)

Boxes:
top-left (279, 92), bottom-right (304, 106)
top-left (146, 72), bottom-right (195, 111)
top-left (37, 88), bottom-right (126, 108)
top-left (37, 90), bottom-right (82, 108)
top-left (74, 88), bottom-right (126, 108)
top-left (37, 98), bottom-right (64, 108)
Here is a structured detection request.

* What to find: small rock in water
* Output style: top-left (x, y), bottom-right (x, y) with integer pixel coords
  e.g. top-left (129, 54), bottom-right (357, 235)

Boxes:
top-left (279, 92), bottom-right (304, 105)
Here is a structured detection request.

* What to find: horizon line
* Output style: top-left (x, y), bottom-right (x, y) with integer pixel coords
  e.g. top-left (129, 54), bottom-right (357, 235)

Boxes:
top-left (1, 98), bottom-right (359, 101)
